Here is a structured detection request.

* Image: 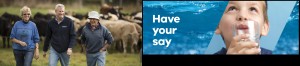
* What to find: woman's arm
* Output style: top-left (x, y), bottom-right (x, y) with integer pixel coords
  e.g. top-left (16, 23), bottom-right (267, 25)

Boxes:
top-left (34, 43), bottom-right (39, 60)
top-left (10, 22), bottom-right (27, 46)
top-left (11, 38), bottom-right (27, 46)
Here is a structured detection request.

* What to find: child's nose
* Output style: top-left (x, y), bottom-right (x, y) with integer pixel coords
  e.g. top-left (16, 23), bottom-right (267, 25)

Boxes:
top-left (237, 16), bottom-right (248, 22)
top-left (236, 11), bottom-right (249, 21)
top-left (238, 17), bottom-right (247, 21)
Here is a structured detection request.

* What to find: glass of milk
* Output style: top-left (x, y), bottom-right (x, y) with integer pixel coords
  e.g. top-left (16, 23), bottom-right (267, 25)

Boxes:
top-left (233, 20), bottom-right (260, 43)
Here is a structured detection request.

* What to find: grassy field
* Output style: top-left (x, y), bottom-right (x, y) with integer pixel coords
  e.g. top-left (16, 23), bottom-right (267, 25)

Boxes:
top-left (0, 37), bottom-right (142, 66)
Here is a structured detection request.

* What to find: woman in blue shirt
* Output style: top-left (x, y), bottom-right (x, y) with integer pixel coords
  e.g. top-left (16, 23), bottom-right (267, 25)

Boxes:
top-left (10, 6), bottom-right (40, 66)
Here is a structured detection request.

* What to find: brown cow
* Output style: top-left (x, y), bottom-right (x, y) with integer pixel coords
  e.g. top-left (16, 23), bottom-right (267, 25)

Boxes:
top-left (100, 20), bottom-right (140, 53)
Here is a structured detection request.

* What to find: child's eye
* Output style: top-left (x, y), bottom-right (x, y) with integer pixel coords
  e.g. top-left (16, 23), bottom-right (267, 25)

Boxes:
top-left (228, 6), bottom-right (237, 12)
top-left (249, 7), bottom-right (258, 12)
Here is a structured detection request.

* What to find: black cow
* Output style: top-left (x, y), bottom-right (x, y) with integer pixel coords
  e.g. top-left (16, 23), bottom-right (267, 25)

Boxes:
top-left (109, 6), bottom-right (126, 20)
top-left (76, 25), bottom-right (86, 53)
top-left (0, 12), bottom-right (21, 48)
top-left (33, 12), bottom-right (54, 37)
top-left (130, 11), bottom-right (142, 21)
top-left (0, 17), bottom-right (9, 48)
top-left (129, 11), bottom-right (142, 27)
top-left (73, 13), bottom-right (88, 20)
top-left (100, 5), bottom-right (127, 20)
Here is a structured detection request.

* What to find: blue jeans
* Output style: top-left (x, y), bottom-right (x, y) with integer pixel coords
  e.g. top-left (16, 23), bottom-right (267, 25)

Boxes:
top-left (86, 51), bottom-right (106, 66)
top-left (13, 48), bottom-right (34, 66)
top-left (49, 46), bottom-right (70, 66)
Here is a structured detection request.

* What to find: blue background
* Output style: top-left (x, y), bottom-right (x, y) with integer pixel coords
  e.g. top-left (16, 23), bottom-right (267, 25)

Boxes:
top-left (143, 1), bottom-right (227, 54)
top-left (143, 1), bottom-right (299, 55)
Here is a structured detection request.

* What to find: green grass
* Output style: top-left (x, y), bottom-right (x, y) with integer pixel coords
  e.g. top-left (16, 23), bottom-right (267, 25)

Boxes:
top-left (0, 37), bottom-right (142, 66)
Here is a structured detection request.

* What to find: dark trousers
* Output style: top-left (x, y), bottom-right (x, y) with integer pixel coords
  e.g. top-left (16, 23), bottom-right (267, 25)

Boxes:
top-left (13, 49), bottom-right (34, 66)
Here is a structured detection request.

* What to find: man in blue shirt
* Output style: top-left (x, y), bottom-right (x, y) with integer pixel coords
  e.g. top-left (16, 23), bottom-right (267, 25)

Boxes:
top-left (81, 11), bottom-right (114, 66)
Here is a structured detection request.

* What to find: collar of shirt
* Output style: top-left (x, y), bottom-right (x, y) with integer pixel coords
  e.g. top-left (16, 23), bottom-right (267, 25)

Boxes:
top-left (87, 22), bottom-right (102, 30)
top-left (22, 20), bottom-right (30, 24)
top-left (55, 16), bottom-right (65, 24)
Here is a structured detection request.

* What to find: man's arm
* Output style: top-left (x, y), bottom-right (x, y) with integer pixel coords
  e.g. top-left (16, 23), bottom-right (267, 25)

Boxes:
top-left (68, 20), bottom-right (76, 48)
top-left (67, 19), bottom-right (76, 56)
top-left (101, 28), bottom-right (114, 51)
top-left (43, 22), bottom-right (52, 52)
top-left (104, 28), bottom-right (114, 45)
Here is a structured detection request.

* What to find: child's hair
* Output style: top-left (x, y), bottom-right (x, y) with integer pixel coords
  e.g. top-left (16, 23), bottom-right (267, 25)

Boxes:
top-left (263, 1), bottom-right (268, 22)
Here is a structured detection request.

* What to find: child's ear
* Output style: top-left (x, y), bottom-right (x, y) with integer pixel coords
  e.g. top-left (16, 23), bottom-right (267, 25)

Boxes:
top-left (215, 26), bottom-right (221, 34)
top-left (261, 21), bottom-right (269, 36)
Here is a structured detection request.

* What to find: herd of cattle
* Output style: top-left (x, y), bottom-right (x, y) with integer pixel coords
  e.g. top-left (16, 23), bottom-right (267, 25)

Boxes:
top-left (0, 7), bottom-right (142, 54)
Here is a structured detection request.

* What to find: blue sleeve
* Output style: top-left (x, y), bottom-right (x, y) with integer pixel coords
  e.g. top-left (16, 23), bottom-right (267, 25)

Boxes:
top-left (32, 23), bottom-right (40, 44)
top-left (10, 22), bottom-right (18, 39)
top-left (104, 28), bottom-right (114, 45)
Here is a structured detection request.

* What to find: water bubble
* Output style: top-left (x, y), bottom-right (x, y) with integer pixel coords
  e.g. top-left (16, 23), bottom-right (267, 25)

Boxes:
top-left (189, 50), bottom-right (198, 54)
top-left (292, 47), bottom-right (298, 51)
